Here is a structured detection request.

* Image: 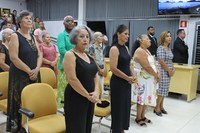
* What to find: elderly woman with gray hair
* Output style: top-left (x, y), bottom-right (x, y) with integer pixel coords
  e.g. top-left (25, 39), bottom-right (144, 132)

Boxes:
top-left (0, 28), bottom-right (14, 72)
top-left (63, 25), bottom-right (100, 133)
top-left (6, 10), bottom-right (42, 132)
top-left (88, 31), bottom-right (105, 92)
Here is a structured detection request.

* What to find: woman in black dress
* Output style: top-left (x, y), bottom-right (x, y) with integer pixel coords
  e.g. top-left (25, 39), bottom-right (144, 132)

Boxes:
top-left (63, 25), bottom-right (100, 133)
top-left (109, 24), bottom-right (135, 133)
top-left (6, 10), bottom-right (42, 132)
top-left (0, 28), bottom-right (13, 72)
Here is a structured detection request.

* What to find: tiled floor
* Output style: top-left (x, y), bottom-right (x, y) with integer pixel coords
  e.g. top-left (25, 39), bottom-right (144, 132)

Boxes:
top-left (1, 94), bottom-right (200, 133)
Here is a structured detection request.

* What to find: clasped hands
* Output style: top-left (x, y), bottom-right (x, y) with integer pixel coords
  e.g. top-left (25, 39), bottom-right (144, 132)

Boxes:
top-left (126, 76), bottom-right (136, 84)
top-left (50, 61), bottom-right (57, 67)
top-left (28, 67), bottom-right (40, 81)
top-left (87, 91), bottom-right (101, 104)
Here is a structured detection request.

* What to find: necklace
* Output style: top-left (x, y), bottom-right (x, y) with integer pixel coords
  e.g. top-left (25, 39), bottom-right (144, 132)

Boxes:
top-left (26, 38), bottom-right (37, 51)
top-left (73, 48), bottom-right (85, 54)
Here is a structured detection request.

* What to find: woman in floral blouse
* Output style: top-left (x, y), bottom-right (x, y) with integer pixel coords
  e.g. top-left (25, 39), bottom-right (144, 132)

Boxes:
top-left (131, 34), bottom-right (159, 127)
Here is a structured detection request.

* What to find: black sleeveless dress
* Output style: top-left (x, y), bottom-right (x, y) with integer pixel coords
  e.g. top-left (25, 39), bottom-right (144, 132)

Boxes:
top-left (64, 52), bottom-right (98, 133)
top-left (0, 43), bottom-right (10, 72)
top-left (6, 32), bottom-right (40, 132)
top-left (110, 44), bottom-right (131, 132)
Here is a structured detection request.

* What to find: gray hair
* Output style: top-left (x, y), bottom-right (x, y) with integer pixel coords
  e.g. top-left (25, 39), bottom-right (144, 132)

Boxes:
top-left (70, 25), bottom-right (93, 45)
top-left (2, 28), bottom-right (14, 42)
top-left (136, 34), bottom-right (148, 42)
top-left (17, 10), bottom-right (33, 25)
top-left (93, 31), bottom-right (102, 41)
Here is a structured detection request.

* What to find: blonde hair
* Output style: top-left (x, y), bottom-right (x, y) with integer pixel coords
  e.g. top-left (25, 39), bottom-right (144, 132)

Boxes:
top-left (159, 31), bottom-right (171, 46)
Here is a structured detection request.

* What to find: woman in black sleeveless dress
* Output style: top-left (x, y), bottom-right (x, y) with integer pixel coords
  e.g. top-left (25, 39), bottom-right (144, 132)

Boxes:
top-left (109, 25), bottom-right (135, 133)
top-left (6, 10), bottom-right (42, 132)
top-left (63, 25), bottom-right (99, 133)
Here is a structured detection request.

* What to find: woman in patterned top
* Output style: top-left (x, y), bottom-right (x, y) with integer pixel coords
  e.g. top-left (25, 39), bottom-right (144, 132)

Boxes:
top-left (88, 31), bottom-right (105, 92)
top-left (155, 31), bottom-right (174, 116)
top-left (0, 28), bottom-right (14, 72)
top-left (131, 34), bottom-right (159, 126)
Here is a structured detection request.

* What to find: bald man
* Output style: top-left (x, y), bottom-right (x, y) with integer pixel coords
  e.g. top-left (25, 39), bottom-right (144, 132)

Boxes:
top-left (57, 15), bottom-right (75, 107)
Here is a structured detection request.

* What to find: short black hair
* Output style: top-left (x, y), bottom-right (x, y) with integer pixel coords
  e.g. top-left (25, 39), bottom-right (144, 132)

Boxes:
top-left (177, 29), bottom-right (184, 35)
top-left (147, 26), bottom-right (154, 31)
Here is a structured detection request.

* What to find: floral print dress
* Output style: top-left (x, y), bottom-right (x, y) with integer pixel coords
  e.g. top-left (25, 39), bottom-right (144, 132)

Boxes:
top-left (132, 51), bottom-right (158, 106)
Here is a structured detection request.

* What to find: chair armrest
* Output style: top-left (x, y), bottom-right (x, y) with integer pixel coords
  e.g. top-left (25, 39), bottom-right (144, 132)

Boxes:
top-left (0, 91), bottom-right (2, 97)
top-left (104, 86), bottom-right (110, 91)
top-left (61, 100), bottom-right (64, 104)
top-left (18, 108), bottom-right (34, 118)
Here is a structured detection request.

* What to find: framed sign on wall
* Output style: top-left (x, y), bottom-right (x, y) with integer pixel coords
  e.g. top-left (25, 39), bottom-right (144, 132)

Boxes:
top-left (2, 8), bottom-right (10, 15)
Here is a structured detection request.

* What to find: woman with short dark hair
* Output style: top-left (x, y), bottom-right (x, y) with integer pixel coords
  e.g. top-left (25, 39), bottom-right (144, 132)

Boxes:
top-left (131, 34), bottom-right (159, 126)
top-left (6, 10), bottom-right (42, 132)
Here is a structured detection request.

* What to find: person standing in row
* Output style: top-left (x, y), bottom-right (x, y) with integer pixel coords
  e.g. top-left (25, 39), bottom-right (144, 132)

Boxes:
top-left (147, 26), bottom-right (158, 57)
top-left (173, 29), bottom-right (188, 64)
top-left (109, 24), bottom-right (135, 133)
top-left (131, 34), bottom-right (159, 126)
top-left (88, 31), bottom-right (105, 94)
top-left (0, 28), bottom-right (14, 72)
top-left (57, 15), bottom-right (75, 107)
top-left (63, 25), bottom-right (100, 133)
top-left (39, 32), bottom-right (59, 77)
top-left (34, 21), bottom-right (46, 46)
top-left (6, 10), bottom-right (42, 132)
top-left (155, 31), bottom-right (174, 116)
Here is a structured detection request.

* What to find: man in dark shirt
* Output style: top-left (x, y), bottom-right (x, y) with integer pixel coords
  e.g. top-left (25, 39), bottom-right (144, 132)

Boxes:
top-left (147, 26), bottom-right (158, 57)
top-left (0, 14), bottom-right (8, 31)
top-left (173, 29), bottom-right (188, 64)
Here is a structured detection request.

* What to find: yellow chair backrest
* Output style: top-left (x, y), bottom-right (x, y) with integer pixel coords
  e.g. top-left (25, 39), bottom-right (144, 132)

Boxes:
top-left (0, 72), bottom-right (9, 100)
top-left (40, 67), bottom-right (57, 89)
top-left (99, 80), bottom-right (103, 99)
top-left (104, 58), bottom-right (112, 86)
top-left (21, 83), bottom-right (57, 125)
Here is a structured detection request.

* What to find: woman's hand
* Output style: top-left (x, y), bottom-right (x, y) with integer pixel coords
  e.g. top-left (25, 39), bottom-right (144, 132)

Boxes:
top-left (88, 91), bottom-right (101, 103)
top-left (168, 70), bottom-right (175, 77)
top-left (126, 76), bottom-right (135, 84)
top-left (50, 61), bottom-right (57, 67)
top-left (29, 67), bottom-right (40, 80)
top-left (98, 68), bottom-right (104, 76)
top-left (155, 73), bottom-right (160, 83)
